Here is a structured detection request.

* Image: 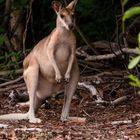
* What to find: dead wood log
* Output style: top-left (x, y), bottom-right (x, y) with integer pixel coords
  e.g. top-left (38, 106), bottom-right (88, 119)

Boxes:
top-left (76, 41), bottom-right (136, 61)
top-left (85, 48), bottom-right (136, 61)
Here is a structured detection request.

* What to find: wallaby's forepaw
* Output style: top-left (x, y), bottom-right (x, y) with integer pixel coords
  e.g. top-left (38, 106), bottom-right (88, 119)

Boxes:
top-left (55, 73), bottom-right (62, 83)
top-left (29, 118), bottom-right (42, 123)
top-left (64, 73), bottom-right (70, 82)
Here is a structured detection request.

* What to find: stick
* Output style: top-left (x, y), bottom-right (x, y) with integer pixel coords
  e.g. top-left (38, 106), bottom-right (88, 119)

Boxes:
top-left (0, 76), bottom-right (23, 88)
top-left (0, 83), bottom-right (25, 92)
top-left (85, 48), bottom-right (136, 61)
top-left (111, 96), bottom-right (128, 106)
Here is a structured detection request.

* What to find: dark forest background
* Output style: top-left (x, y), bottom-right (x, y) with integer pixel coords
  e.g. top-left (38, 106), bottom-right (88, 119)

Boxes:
top-left (0, 0), bottom-right (139, 79)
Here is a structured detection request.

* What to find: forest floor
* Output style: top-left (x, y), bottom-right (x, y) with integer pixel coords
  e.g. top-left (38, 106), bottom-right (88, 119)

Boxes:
top-left (0, 70), bottom-right (140, 140)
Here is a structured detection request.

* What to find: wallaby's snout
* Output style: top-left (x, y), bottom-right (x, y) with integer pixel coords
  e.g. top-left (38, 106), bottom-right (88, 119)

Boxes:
top-left (69, 23), bottom-right (74, 30)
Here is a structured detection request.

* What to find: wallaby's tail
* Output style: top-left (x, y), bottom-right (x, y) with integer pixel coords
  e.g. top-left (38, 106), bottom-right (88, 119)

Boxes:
top-left (0, 113), bottom-right (28, 120)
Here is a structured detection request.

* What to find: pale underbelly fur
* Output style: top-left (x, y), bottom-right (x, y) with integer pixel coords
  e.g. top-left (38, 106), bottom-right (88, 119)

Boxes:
top-left (36, 45), bottom-right (71, 98)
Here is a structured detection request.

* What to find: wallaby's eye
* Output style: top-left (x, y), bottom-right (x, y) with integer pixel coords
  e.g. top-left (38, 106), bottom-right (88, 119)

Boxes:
top-left (60, 14), bottom-right (65, 18)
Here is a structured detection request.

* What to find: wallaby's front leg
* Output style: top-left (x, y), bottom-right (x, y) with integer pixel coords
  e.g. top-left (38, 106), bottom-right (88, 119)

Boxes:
top-left (65, 48), bottom-right (75, 82)
top-left (47, 44), bottom-right (62, 82)
top-left (61, 61), bottom-right (79, 121)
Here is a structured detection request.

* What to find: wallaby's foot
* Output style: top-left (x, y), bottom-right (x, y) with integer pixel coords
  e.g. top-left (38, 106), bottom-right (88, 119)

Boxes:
top-left (29, 117), bottom-right (42, 123)
top-left (60, 117), bottom-right (68, 122)
top-left (60, 114), bottom-right (69, 122)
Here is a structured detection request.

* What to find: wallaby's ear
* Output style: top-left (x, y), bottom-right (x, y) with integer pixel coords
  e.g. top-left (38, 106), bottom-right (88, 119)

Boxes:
top-left (52, 1), bottom-right (62, 13)
top-left (66, 0), bottom-right (78, 12)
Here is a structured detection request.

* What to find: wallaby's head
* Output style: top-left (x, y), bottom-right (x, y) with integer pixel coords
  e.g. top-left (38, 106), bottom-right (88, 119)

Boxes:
top-left (52, 0), bottom-right (78, 30)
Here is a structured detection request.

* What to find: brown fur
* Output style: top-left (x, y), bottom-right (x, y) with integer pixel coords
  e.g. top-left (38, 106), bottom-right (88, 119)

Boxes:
top-left (0, 0), bottom-right (79, 123)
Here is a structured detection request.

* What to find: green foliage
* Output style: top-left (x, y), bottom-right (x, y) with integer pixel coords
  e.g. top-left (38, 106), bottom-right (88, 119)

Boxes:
top-left (128, 74), bottom-right (140, 88)
top-left (135, 47), bottom-right (140, 55)
top-left (138, 33), bottom-right (140, 48)
top-left (123, 3), bottom-right (140, 89)
top-left (128, 33), bottom-right (140, 69)
top-left (123, 7), bottom-right (140, 21)
top-left (128, 56), bottom-right (140, 69)
top-left (0, 51), bottom-right (22, 66)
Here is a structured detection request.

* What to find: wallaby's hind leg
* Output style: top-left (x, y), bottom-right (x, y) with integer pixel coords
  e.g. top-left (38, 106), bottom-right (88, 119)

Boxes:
top-left (61, 62), bottom-right (79, 121)
top-left (24, 60), bottom-right (42, 123)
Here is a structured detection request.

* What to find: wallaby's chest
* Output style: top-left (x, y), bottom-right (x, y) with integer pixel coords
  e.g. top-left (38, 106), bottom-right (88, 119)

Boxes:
top-left (55, 41), bottom-right (71, 62)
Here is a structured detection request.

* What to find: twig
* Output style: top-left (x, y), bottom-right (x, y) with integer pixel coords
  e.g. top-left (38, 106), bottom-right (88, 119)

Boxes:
top-left (82, 110), bottom-right (91, 117)
top-left (15, 128), bottom-right (42, 132)
top-left (0, 83), bottom-right (25, 92)
top-left (111, 96), bottom-right (128, 106)
top-left (0, 76), bottom-right (23, 88)
top-left (85, 48), bottom-right (136, 61)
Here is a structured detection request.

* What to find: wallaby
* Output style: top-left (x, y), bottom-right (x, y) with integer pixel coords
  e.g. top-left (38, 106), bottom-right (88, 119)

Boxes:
top-left (0, 0), bottom-right (79, 123)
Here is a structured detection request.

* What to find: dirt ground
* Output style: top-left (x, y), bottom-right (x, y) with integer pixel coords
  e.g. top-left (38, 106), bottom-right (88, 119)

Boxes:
top-left (0, 74), bottom-right (140, 140)
top-left (0, 94), bottom-right (140, 140)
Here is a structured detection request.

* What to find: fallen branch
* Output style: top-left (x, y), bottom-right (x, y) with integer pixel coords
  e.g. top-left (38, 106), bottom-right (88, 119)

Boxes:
top-left (85, 48), bottom-right (136, 61)
top-left (78, 82), bottom-right (97, 96)
top-left (0, 83), bottom-right (25, 92)
top-left (0, 76), bottom-right (23, 88)
top-left (78, 82), bottom-right (103, 102)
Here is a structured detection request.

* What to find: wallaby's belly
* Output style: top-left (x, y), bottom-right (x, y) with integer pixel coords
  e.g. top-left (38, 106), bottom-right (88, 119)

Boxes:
top-left (39, 45), bottom-right (71, 82)
top-left (36, 76), bottom-right (63, 99)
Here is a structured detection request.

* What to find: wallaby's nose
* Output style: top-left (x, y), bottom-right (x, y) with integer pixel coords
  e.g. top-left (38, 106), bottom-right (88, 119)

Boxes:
top-left (69, 24), bottom-right (73, 30)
